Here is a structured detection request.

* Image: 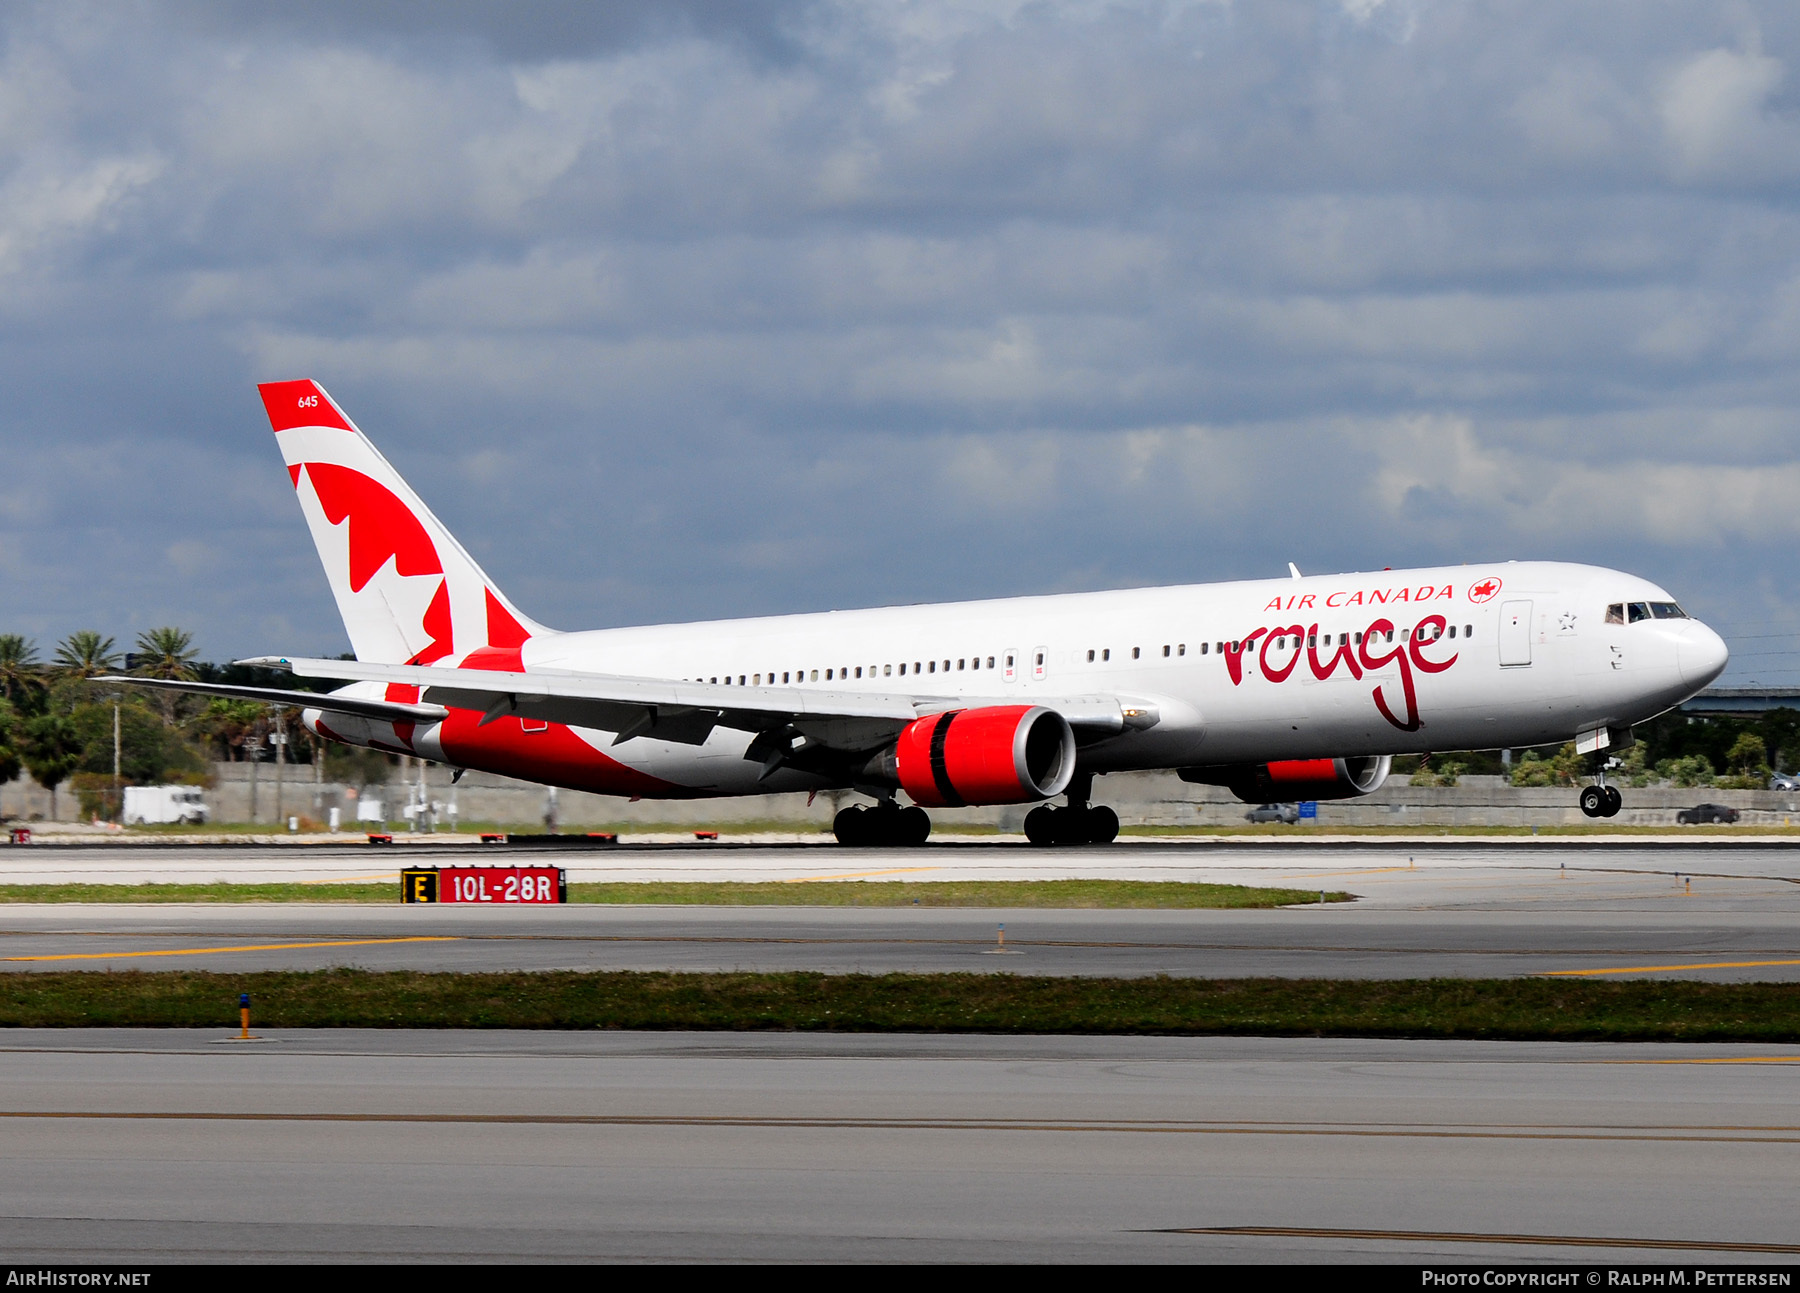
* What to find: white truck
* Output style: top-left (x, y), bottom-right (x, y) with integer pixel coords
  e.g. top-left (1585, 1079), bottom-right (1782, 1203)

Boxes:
top-left (122, 785), bottom-right (210, 826)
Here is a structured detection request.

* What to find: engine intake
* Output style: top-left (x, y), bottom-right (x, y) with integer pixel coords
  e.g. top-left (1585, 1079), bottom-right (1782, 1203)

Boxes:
top-left (1179, 755), bottom-right (1391, 804)
top-left (892, 705), bottom-right (1076, 807)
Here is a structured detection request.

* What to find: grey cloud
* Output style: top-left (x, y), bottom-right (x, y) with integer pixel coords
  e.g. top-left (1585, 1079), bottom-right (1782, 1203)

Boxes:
top-left (0, 0), bottom-right (1798, 685)
top-left (164, 0), bottom-right (811, 65)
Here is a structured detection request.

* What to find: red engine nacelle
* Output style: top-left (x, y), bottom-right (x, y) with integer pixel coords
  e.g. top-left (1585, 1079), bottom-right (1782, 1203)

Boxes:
top-left (891, 705), bottom-right (1076, 808)
top-left (1179, 755), bottom-right (1392, 804)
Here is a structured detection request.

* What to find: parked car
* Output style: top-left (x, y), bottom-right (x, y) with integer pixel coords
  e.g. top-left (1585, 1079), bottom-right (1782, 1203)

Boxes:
top-left (1771, 772), bottom-right (1800, 791)
top-left (1245, 803), bottom-right (1300, 825)
top-left (1676, 803), bottom-right (1740, 825)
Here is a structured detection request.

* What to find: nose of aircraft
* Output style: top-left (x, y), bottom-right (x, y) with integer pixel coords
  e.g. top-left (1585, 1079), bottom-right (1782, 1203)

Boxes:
top-left (1678, 622), bottom-right (1730, 687)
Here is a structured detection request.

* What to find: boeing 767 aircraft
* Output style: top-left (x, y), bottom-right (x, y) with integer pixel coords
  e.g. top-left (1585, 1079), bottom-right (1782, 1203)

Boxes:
top-left (107, 380), bottom-right (1731, 845)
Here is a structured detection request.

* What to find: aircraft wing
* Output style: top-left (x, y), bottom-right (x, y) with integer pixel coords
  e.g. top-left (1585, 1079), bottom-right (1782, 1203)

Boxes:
top-left (238, 656), bottom-right (1149, 753)
top-left (93, 676), bottom-right (449, 724)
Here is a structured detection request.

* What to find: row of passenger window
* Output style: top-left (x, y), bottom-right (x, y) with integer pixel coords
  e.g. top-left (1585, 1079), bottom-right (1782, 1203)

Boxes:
top-left (1086, 645), bottom-right (1189, 662)
top-left (1084, 625), bottom-right (1476, 660)
top-left (688, 620), bottom-right (1491, 689)
top-left (693, 655), bottom-right (1011, 687)
top-left (1261, 624), bottom-right (1474, 651)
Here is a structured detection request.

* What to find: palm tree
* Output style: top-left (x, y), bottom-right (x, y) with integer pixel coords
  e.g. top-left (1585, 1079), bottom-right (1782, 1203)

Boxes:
top-left (133, 628), bottom-right (198, 724)
top-left (0, 635), bottom-right (41, 705)
top-left (53, 631), bottom-right (119, 680)
top-left (194, 698), bottom-right (265, 761)
top-left (132, 627), bottom-right (199, 680)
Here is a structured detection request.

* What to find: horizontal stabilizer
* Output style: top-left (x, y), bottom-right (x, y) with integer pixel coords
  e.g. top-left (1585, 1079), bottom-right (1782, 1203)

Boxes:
top-left (93, 676), bottom-right (449, 724)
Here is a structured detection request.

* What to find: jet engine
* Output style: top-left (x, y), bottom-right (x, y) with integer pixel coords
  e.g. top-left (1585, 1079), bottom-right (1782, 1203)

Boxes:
top-left (1179, 755), bottom-right (1391, 804)
top-left (885, 705), bottom-right (1077, 807)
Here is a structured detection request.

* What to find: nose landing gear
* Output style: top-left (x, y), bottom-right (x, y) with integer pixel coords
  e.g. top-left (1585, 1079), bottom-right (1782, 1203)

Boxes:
top-left (1579, 760), bottom-right (1623, 819)
top-left (1022, 773), bottom-right (1120, 846)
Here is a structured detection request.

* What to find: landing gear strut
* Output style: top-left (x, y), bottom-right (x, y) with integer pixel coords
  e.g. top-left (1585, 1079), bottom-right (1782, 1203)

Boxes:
top-left (1579, 760), bottom-right (1623, 819)
top-left (1023, 772), bottom-right (1120, 846)
top-left (833, 800), bottom-right (931, 846)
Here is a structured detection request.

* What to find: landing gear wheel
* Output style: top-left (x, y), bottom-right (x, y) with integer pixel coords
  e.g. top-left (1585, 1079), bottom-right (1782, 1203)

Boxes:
top-left (867, 805), bottom-right (902, 847)
top-left (1024, 805), bottom-right (1056, 846)
top-left (1086, 805), bottom-right (1120, 844)
top-left (833, 805), bottom-right (868, 846)
top-left (1052, 806), bottom-right (1090, 845)
top-left (898, 805), bottom-right (932, 846)
top-left (1579, 785), bottom-right (1605, 818)
top-left (1601, 786), bottom-right (1623, 818)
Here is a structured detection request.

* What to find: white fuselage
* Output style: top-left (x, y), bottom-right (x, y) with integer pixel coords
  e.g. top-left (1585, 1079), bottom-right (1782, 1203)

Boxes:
top-left (363, 559), bottom-right (1727, 799)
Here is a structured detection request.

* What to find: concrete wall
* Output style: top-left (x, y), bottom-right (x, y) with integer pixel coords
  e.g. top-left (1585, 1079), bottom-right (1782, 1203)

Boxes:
top-left (9, 764), bottom-right (1798, 831)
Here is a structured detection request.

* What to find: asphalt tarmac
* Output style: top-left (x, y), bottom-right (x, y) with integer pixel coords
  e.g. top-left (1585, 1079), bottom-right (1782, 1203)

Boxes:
top-left (0, 1029), bottom-right (1795, 1263)
top-left (1, 840), bottom-right (1797, 979)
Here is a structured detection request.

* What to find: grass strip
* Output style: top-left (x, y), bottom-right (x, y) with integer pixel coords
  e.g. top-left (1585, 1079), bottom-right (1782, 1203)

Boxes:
top-left (0, 880), bottom-right (1346, 908)
top-left (3, 971), bottom-right (1799, 1041)
top-left (568, 881), bottom-right (1343, 908)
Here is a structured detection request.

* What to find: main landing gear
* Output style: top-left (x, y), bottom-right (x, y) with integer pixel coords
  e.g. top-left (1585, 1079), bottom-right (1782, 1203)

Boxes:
top-left (1023, 773), bottom-right (1120, 846)
top-left (1579, 759), bottom-right (1623, 819)
top-left (833, 800), bottom-right (931, 847)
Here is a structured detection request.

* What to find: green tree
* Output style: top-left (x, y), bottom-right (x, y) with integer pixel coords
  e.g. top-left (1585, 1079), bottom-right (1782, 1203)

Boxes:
top-left (1718, 731), bottom-right (1771, 789)
top-left (1409, 754), bottom-right (1467, 787)
top-left (52, 631), bottom-right (118, 680)
top-left (1510, 743), bottom-right (1585, 787)
top-left (67, 695), bottom-right (204, 786)
top-left (23, 714), bottom-right (81, 818)
top-left (1619, 742), bottom-right (1651, 788)
top-left (0, 698), bottom-right (22, 787)
top-left (1657, 755), bottom-right (1716, 789)
top-left (132, 627), bottom-right (198, 680)
top-left (131, 626), bottom-right (199, 723)
top-left (0, 635), bottom-right (43, 710)
top-left (190, 698), bottom-right (265, 761)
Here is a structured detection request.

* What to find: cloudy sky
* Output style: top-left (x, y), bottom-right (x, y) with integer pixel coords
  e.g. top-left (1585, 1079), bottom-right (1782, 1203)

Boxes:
top-left (1, 0), bottom-right (1797, 684)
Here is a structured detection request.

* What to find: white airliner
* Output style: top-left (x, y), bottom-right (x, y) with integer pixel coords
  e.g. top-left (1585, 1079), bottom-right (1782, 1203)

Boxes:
top-left (112, 380), bottom-right (1731, 844)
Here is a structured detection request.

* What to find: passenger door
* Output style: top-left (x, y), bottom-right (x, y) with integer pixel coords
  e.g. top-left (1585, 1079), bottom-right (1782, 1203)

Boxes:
top-left (1499, 600), bottom-right (1532, 667)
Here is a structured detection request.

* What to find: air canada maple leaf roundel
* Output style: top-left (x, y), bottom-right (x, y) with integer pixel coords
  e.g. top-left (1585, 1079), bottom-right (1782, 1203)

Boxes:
top-left (1468, 577), bottom-right (1503, 603)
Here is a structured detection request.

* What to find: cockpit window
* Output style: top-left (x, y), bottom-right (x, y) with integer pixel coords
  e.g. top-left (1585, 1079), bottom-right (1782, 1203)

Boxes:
top-left (1649, 602), bottom-right (1687, 619)
top-left (1628, 602), bottom-right (1652, 623)
top-left (1606, 603), bottom-right (1624, 624)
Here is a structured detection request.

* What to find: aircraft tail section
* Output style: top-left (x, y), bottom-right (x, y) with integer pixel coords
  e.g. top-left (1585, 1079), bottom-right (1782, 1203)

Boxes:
top-left (257, 380), bottom-right (549, 666)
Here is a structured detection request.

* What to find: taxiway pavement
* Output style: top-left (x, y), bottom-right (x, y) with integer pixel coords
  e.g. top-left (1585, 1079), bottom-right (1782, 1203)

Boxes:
top-left (1, 841), bottom-right (1798, 979)
top-left (0, 1029), bottom-right (1794, 1263)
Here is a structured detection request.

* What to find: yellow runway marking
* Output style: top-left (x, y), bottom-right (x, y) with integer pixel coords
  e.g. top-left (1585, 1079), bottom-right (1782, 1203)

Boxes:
top-left (784, 867), bottom-right (940, 883)
top-left (1601, 1056), bottom-right (1800, 1066)
top-left (1541, 958), bottom-right (1800, 977)
top-left (1, 936), bottom-right (458, 963)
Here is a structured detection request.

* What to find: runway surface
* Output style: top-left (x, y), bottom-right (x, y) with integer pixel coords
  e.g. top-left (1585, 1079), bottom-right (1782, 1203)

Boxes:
top-left (0, 1029), bottom-right (1795, 1262)
top-left (7, 836), bottom-right (1800, 895)
top-left (0, 841), bottom-right (1797, 978)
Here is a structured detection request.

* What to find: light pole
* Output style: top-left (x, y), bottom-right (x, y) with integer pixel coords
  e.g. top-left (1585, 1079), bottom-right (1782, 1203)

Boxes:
top-left (112, 699), bottom-right (121, 824)
top-left (245, 732), bottom-right (262, 824)
top-left (273, 708), bottom-right (286, 827)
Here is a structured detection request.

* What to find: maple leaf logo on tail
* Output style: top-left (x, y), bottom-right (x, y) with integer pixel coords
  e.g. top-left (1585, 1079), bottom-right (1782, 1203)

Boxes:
top-left (257, 380), bottom-right (549, 667)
